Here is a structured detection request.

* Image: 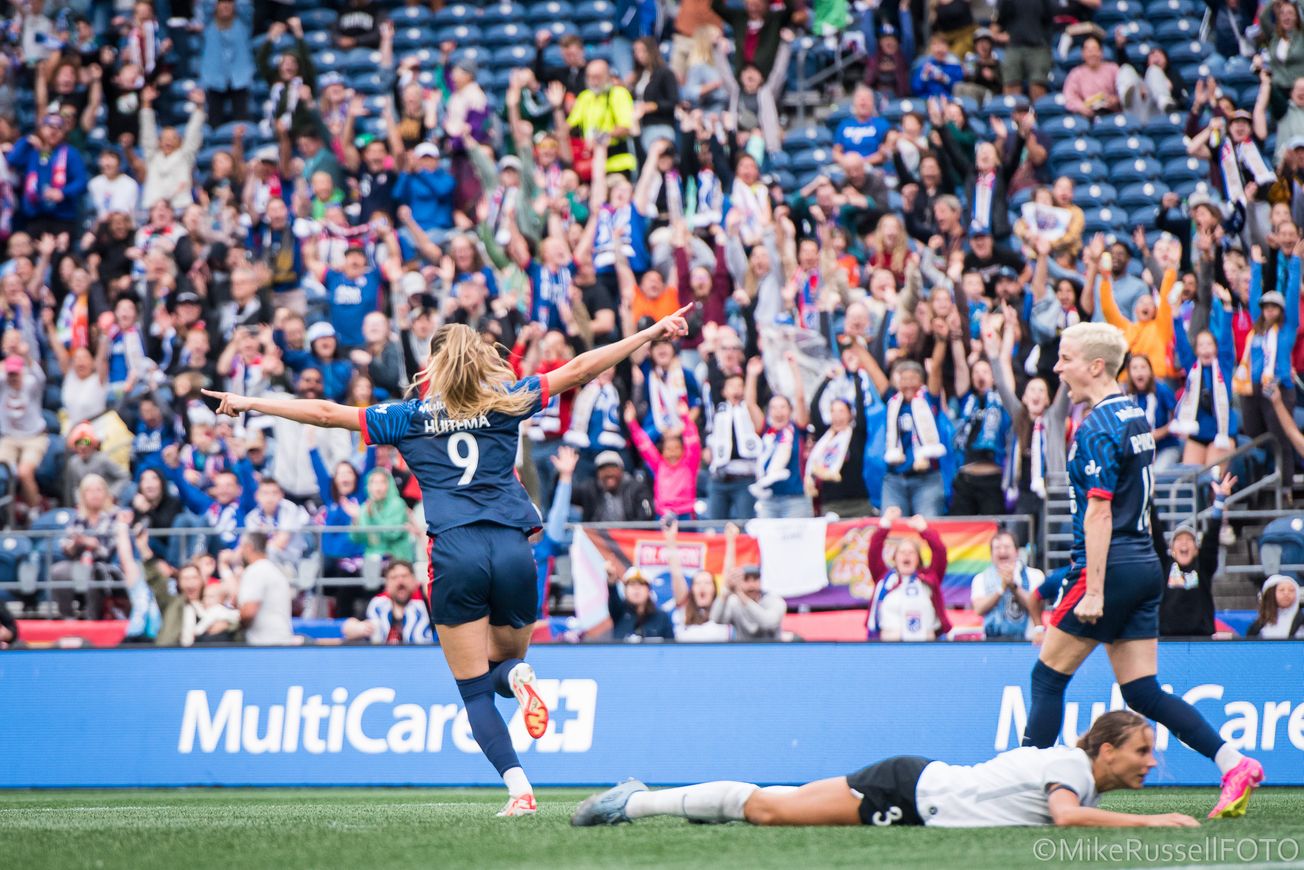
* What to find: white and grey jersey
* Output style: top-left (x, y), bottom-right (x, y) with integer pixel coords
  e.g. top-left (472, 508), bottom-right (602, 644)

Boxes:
top-left (915, 746), bottom-right (1099, 828)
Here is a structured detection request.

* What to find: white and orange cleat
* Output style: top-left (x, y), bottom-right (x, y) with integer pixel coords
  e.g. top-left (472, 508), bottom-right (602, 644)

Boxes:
top-left (1207, 757), bottom-right (1264, 819)
top-left (509, 662), bottom-right (549, 740)
top-left (497, 793), bottom-right (538, 817)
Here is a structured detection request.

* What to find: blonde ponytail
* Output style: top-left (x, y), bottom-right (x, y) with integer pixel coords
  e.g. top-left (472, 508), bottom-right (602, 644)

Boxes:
top-left (409, 324), bottom-right (538, 419)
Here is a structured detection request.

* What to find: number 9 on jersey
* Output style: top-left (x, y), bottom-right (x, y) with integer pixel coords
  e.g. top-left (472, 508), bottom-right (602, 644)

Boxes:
top-left (448, 432), bottom-right (479, 485)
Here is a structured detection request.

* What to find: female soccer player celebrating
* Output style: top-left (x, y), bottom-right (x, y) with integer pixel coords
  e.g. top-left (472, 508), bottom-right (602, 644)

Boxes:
top-left (204, 304), bottom-right (691, 817)
top-left (1026, 321), bottom-right (1262, 820)
top-left (573, 711), bottom-right (1200, 829)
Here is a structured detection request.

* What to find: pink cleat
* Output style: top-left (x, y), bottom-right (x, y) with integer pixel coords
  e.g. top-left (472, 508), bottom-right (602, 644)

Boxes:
top-left (1207, 757), bottom-right (1264, 819)
top-left (497, 793), bottom-right (538, 817)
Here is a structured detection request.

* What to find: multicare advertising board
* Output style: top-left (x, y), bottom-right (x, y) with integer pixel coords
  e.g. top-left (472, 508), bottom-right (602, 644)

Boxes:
top-left (1, 643), bottom-right (1301, 787)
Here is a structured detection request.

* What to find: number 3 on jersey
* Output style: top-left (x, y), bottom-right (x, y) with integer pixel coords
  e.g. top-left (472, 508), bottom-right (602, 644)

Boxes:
top-left (448, 432), bottom-right (479, 485)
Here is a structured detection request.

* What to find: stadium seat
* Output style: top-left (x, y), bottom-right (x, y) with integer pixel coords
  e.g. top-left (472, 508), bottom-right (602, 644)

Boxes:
top-left (536, 21), bottom-right (580, 43)
top-left (482, 23), bottom-right (530, 48)
top-left (1091, 113), bottom-right (1134, 142)
top-left (1172, 178), bottom-right (1216, 198)
top-left (1041, 115), bottom-right (1089, 141)
top-left (1094, 0), bottom-right (1136, 26)
top-left (303, 30), bottom-right (332, 49)
top-left (351, 72), bottom-right (392, 95)
top-left (581, 20), bottom-right (615, 43)
top-left (1082, 206), bottom-right (1125, 236)
top-left (1141, 113), bottom-right (1184, 139)
top-left (1162, 156), bottom-right (1208, 184)
top-left (1050, 136), bottom-right (1104, 164)
top-left (984, 93), bottom-right (1024, 120)
top-left (1110, 157), bottom-right (1162, 184)
top-left (1130, 204), bottom-right (1161, 227)
top-left (396, 4), bottom-right (439, 26)
top-left (1167, 40), bottom-right (1210, 66)
top-left (791, 148), bottom-right (831, 175)
top-left (784, 125), bottom-right (833, 149)
top-left (574, 0), bottom-right (616, 24)
top-left (1155, 134), bottom-right (1191, 161)
top-left (393, 26), bottom-right (435, 51)
top-left (1077, 182), bottom-right (1118, 208)
top-left (527, 1), bottom-right (576, 25)
top-left (297, 9), bottom-right (337, 31)
top-left (481, 2), bottom-right (526, 25)
top-left (341, 48), bottom-right (381, 74)
top-left (1117, 19), bottom-right (1154, 41)
top-left (0, 534), bottom-right (33, 586)
top-left (1154, 18), bottom-right (1198, 43)
top-left (434, 24), bottom-right (483, 47)
top-left (1117, 181), bottom-right (1169, 209)
top-left (1058, 159), bottom-right (1109, 185)
top-left (1146, 0), bottom-right (1196, 22)
top-left (492, 45), bottom-right (533, 70)
top-left (1102, 135), bottom-right (1155, 161)
top-left (313, 49), bottom-right (345, 73)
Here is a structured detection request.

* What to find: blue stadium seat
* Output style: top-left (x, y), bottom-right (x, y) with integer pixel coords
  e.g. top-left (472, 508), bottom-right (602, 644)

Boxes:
top-left (393, 26), bottom-right (434, 51)
top-left (1041, 114), bottom-right (1090, 141)
top-left (1091, 113), bottom-right (1134, 142)
top-left (341, 48), bottom-right (381, 73)
top-left (482, 3), bottom-right (527, 25)
top-left (1146, 0), bottom-right (1196, 22)
top-left (0, 535), bottom-right (33, 585)
top-left (1141, 113), bottom-right (1184, 139)
top-left (1010, 186), bottom-right (1035, 211)
top-left (298, 9), bottom-right (337, 31)
top-left (313, 49), bottom-right (345, 73)
top-left (1050, 136), bottom-right (1104, 163)
top-left (482, 23), bottom-right (530, 48)
top-left (1110, 156), bottom-right (1162, 184)
top-left (1078, 182), bottom-right (1118, 207)
top-left (303, 30), bottom-right (332, 49)
top-left (1155, 133), bottom-right (1190, 160)
top-left (1162, 156), bottom-right (1208, 184)
top-left (1117, 19), bottom-right (1154, 41)
top-left (772, 169), bottom-right (797, 192)
top-left (1130, 204), bottom-right (1161, 227)
top-left (528, 1), bottom-right (575, 25)
top-left (1102, 134), bottom-right (1155, 161)
top-left (1167, 40), bottom-right (1210, 66)
top-left (791, 147), bottom-right (832, 175)
top-left (433, 24), bottom-right (482, 46)
top-left (1117, 181), bottom-right (1169, 209)
top-left (350, 71), bottom-right (392, 95)
top-left (1059, 158), bottom-right (1109, 184)
top-left (785, 125), bottom-right (833, 149)
top-left (396, 4), bottom-right (439, 26)
top-left (985, 93), bottom-right (1025, 119)
top-left (1033, 92), bottom-right (1067, 120)
top-left (1172, 178), bottom-right (1216, 198)
top-left (31, 509), bottom-right (75, 556)
top-left (536, 21), bottom-right (581, 44)
top-left (880, 98), bottom-right (922, 124)
top-left (449, 46), bottom-right (488, 70)
top-left (1082, 206), bottom-right (1126, 236)
top-left (581, 20), bottom-right (615, 43)
top-left (493, 45), bottom-right (533, 69)
top-left (1094, 0), bottom-right (1136, 26)
top-left (574, 0), bottom-right (616, 24)
top-left (1154, 18), bottom-right (1198, 43)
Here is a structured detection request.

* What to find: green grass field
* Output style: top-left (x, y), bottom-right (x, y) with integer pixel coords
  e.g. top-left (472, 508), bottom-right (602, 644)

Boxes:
top-left (3, 788), bottom-right (1303, 870)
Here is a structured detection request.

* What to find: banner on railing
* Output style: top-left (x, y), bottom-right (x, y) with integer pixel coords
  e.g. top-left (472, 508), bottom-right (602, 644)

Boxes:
top-left (1, 643), bottom-right (1301, 787)
top-left (570, 518), bottom-right (999, 632)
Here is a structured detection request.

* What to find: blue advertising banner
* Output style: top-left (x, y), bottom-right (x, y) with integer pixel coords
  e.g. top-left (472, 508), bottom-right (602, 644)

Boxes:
top-left (1, 643), bottom-right (1302, 788)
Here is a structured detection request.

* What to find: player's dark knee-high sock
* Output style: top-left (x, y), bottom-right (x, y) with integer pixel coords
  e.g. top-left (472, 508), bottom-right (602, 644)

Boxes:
top-left (456, 673), bottom-right (521, 775)
top-left (488, 659), bottom-right (524, 699)
top-left (1022, 661), bottom-right (1072, 748)
top-left (1120, 676), bottom-right (1224, 760)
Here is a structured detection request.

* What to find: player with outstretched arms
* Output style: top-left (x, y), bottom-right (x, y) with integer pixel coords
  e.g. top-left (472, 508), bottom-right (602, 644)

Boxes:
top-left (204, 305), bottom-right (691, 816)
top-left (573, 711), bottom-right (1200, 829)
top-left (1023, 320), bottom-right (1262, 819)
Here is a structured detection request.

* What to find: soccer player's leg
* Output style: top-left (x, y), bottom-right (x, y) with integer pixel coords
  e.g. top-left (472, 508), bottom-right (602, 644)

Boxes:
top-left (487, 526), bottom-right (549, 741)
top-left (743, 777), bottom-right (863, 827)
top-left (1107, 637), bottom-right (1264, 819)
top-left (574, 778), bottom-right (859, 827)
top-left (1023, 571), bottom-right (1099, 747)
top-left (430, 528), bottom-right (536, 816)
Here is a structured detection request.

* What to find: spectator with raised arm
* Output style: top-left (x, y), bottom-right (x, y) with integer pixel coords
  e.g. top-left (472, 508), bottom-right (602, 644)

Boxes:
top-left (866, 508), bottom-right (952, 641)
top-left (710, 554), bottom-right (786, 642)
top-left (1160, 474), bottom-right (1236, 638)
top-left (664, 517), bottom-right (730, 642)
top-left (607, 563), bottom-right (676, 641)
top-left (624, 400), bottom-right (702, 520)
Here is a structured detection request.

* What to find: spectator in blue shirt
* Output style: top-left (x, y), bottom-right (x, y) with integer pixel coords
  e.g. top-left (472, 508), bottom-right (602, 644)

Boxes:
top-left (9, 114), bottom-right (89, 237)
top-left (911, 35), bottom-right (964, 98)
top-left (198, 0), bottom-right (256, 129)
top-left (395, 142), bottom-right (457, 248)
top-left (833, 85), bottom-right (890, 170)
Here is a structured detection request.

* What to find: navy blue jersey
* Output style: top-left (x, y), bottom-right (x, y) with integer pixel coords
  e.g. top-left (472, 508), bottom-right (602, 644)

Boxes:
top-left (1067, 393), bottom-right (1158, 572)
top-left (360, 376), bottom-right (547, 535)
top-left (325, 267), bottom-right (382, 348)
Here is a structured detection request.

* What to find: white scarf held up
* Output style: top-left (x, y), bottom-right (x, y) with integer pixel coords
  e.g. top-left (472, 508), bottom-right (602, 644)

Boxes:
top-left (708, 401), bottom-right (761, 473)
top-left (1030, 417), bottom-right (1046, 499)
top-left (805, 425), bottom-right (853, 490)
top-left (1171, 361), bottom-right (1232, 449)
top-left (884, 392), bottom-right (945, 471)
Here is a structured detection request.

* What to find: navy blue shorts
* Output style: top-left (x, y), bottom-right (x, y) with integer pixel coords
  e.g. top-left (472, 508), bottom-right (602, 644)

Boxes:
top-left (425, 523), bottom-right (538, 628)
top-left (1050, 556), bottom-right (1163, 643)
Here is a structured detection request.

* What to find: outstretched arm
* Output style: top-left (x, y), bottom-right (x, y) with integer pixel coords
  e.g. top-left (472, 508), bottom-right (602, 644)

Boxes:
top-left (1048, 789), bottom-right (1198, 828)
top-left (203, 390), bottom-right (362, 430)
top-left (544, 305), bottom-right (691, 395)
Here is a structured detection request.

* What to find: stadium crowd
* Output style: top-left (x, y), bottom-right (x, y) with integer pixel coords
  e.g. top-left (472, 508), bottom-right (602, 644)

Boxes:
top-left (0, 0), bottom-right (1302, 647)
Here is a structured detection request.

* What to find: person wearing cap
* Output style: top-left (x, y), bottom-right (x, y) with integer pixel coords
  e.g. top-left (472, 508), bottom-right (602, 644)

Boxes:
top-left (1159, 472), bottom-right (1235, 637)
top-left (711, 557), bottom-right (786, 642)
top-left (1248, 574), bottom-right (1304, 639)
top-left (1186, 105), bottom-right (1275, 223)
top-left (301, 323), bottom-right (355, 402)
top-left (1236, 240), bottom-right (1303, 497)
top-left (395, 141), bottom-right (456, 245)
top-left (7, 111), bottom-right (88, 236)
top-left (61, 421), bottom-right (129, 509)
top-left (964, 224), bottom-right (1027, 295)
top-left (474, 80), bottom-right (545, 244)
top-left (0, 351), bottom-right (48, 512)
top-left (606, 563), bottom-right (675, 641)
top-left (198, 0), bottom-right (256, 129)
top-left (911, 34), bottom-right (964, 99)
top-left (955, 27), bottom-right (1002, 101)
top-left (864, 16), bottom-right (915, 100)
top-left (571, 449), bottom-right (654, 523)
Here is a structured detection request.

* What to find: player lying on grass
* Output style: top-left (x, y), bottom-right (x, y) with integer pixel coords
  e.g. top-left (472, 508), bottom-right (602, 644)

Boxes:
top-left (573, 711), bottom-right (1198, 829)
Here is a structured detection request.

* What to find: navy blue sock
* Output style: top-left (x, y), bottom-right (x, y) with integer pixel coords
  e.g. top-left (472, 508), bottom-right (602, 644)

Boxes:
top-left (455, 672), bottom-right (521, 775)
top-left (1023, 661), bottom-right (1072, 748)
top-left (487, 658), bottom-right (524, 699)
top-left (1120, 676), bottom-right (1224, 760)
